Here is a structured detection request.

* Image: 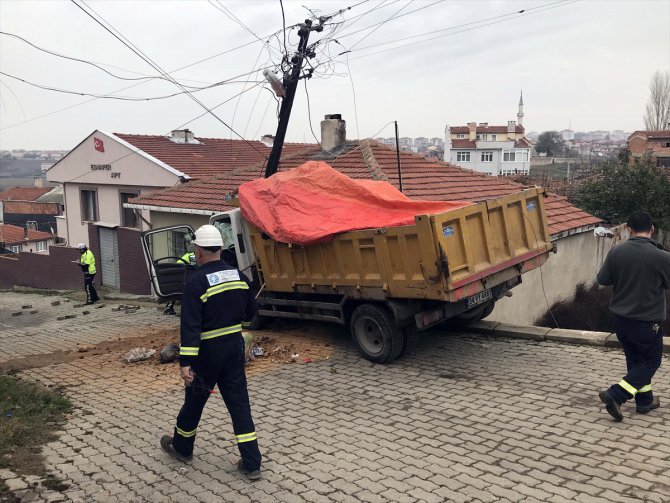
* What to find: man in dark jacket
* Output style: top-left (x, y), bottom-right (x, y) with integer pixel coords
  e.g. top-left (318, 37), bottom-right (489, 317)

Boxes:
top-left (160, 225), bottom-right (261, 479)
top-left (597, 211), bottom-right (670, 421)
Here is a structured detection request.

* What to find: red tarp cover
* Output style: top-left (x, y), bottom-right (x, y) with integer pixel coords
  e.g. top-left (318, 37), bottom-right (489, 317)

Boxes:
top-left (239, 161), bottom-right (472, 245)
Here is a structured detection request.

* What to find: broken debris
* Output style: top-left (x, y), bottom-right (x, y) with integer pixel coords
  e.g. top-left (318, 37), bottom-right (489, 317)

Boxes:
top-left (123, 347), bottom-right (156, 363)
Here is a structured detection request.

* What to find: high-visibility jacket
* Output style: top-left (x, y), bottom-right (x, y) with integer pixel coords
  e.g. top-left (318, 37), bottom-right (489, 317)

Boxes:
top-left (80, 250), bottom-right (96, 275)
top-left (178, 260), bottom-right (256, 367)
top-left (179, 252), bottom-right (196, 265)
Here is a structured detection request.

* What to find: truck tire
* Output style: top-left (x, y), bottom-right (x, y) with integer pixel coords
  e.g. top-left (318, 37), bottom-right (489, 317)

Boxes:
top-left (242, 310), bottom-right (268, 330)
top-left (443, 300), bottom-right (495, 331)
top-left (350, 304), bottom-right (404, 363)
top-left (401, 325), bottom-right (419, 356)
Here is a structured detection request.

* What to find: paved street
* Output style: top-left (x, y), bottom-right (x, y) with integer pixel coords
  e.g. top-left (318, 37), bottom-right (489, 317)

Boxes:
top-left (1, 292), bottom-right (669, 502)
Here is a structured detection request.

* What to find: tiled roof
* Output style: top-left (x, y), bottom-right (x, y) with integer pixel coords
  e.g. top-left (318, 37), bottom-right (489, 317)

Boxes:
top-left (451, 125), bottom-right (525, 134)
top-left (628, 130), bottom-right (670, 139)
top-left (114, 133), bottom-right (315, 180)
top-left (128, 140), bottom-right (600, 236)
top-left (0, 187), bottom-right (52, 201)
top-left (2, 200), bottom-right (61, 215)
top-left (0, 224), bottom-right (53, 245)
top-left (451, 140), bottom-right (476, 148)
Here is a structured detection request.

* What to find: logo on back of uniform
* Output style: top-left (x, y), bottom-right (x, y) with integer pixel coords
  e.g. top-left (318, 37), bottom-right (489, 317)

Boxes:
top-left (206, 269), bottom-right (241, 286)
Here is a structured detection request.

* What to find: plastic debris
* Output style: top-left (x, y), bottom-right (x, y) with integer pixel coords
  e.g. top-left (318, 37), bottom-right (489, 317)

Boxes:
top-left (303, 357), bottom-right (313, 364)
top-left (123, 347), bottom-right (156, 363)
top-left (6, 410), bottom-right (13, 417)
top-left (250, 346), bottom-right (264, 357)
top-left (160, 343), bottom-right (180, 364)
top-left (291, 353), bottom-right (300, 359)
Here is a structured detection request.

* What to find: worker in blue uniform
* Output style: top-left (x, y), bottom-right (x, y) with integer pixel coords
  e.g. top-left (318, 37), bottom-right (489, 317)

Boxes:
top-left (160, 225), bottom-right (261, 480)
top-left (598, 211), bottom-right (669, 421)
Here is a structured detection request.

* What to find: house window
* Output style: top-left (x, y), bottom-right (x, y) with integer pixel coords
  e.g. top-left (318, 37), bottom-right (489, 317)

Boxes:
top-left (120, 192), bottom-right (139, 228)
top-left (10, 245), bottom-right (20, 253)
top-left (481, 134), bottom-right (487, 141)
top-left (491, 134), bottom-right (497, 141)
top-left (36, 241), bottom-right (48, 252)
top-left (658, 157), bottom-right (670, 168)
top-left (503, 149), bottom-right (530, 162)
top-left (476, 134), bottom-right (481, 140)
top-left (503, 151), bottom-right (516, 162)
top-left (80, 189), bottom-right (98, 221)
top-left (456, 134), bottom-right (465, 139)
top-left (457, 152), bottom-right (471, 162)
top-left (481, 151), bottom-right (493, 162)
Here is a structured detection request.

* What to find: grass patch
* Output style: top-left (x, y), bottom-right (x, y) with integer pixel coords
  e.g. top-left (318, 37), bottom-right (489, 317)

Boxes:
top-left (537, 282), bottom-right (670, 333)
top-left (0, 375), bottom-right (72, 478)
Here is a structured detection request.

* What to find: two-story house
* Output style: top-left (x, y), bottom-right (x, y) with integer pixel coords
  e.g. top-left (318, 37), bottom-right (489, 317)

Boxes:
top-left (445, 121), bottom-right (531, 176)
top-left (627, 130), bottom-right (670, 167)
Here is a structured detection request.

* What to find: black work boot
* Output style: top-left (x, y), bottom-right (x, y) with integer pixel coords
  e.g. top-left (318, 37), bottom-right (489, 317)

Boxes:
top-left (160, 435), bottom-right (192, 462)
top-left (599, 390), bottom-right (623, 422)
top-left (636, 396), bottom-right (661, 414)
top-left (237, 460), bottom-right (261, 481)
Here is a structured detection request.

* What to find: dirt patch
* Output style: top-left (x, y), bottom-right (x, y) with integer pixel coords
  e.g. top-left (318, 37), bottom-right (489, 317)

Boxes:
top-left (1, 321), bottom-right (339, 377)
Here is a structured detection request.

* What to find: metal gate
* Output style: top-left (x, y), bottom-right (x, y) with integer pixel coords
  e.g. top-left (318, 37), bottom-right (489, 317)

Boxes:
top-left (99, 227), bottom-right (120, 289)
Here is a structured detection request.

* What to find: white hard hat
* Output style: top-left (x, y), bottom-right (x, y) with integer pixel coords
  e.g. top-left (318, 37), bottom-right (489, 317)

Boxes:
top-left (192, 225), bottom-right (223, 248)
top-left (77, 243), bottom-right (86, 250)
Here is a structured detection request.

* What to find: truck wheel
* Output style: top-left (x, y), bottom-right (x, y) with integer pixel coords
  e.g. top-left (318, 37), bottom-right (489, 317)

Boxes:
top-left (443, 300), bottom-right (495, 331)
top-left (401, 325), bottom-right (419, 356)
top-left (350, 304), bottom-right (404, 363)
top-left (242, 310), bottom-right (268, 330)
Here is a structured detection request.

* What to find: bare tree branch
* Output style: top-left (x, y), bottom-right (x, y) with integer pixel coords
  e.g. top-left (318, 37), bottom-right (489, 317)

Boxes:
top-left (643, 70), bottom-right (670, 130)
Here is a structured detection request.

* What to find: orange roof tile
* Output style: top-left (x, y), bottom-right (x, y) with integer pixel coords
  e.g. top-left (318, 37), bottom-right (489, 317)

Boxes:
top-left (0, 187), bottom-right (52, 201)
top-left (2, 201), bottom-right (61, 215)
top-left (114, 133), bottom-right (316, 180)
top-left (0, 224), bottom-right (53, 244)
top-left (128, 140), bottom-right (600, 236)
top-left (451, 125), bottom-right (525, 134)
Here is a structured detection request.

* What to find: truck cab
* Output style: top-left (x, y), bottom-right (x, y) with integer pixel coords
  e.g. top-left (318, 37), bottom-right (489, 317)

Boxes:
top-left (141, 209), bottom-right (254, 299)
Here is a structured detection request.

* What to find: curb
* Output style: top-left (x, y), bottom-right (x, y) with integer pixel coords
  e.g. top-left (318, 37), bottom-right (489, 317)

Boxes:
top-left (469, 321), bottom-right (670, 353)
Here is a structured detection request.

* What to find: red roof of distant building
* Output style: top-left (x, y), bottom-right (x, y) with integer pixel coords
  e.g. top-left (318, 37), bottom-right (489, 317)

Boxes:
top-left (0, 224), bottom-right (53, 245)
top-left (2, 200), bottom-right (61, 215)
top-left (114, 133), bottom-right (315, 180)
top-left (451, 125), bottom-right (525, 134)
top-left (451, 140), bottom-right (476, 148)
top-left (628, 130), bottom-right (670, 139)
top-left (128, 140), bottom-right (600, 236)
top-left (0, 187), bottom-right (52, 201)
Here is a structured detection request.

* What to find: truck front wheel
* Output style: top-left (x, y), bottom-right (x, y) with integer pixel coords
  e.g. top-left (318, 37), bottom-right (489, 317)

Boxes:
top-left (350, 304), bottom-right (404, 363)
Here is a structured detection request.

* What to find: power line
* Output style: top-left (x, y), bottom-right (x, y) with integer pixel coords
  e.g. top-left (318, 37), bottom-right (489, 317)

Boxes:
top-left (348, 0), bottom-right (414, 50)
top-left (70, 0), bottom-right (267, 159)
top-left (0, 31), bottom-right (209, 88)
top-left (279, 0), bottom-right (288, 61)
top-left (0, 70), bottom-right (260, 101)
top-left (348, 0), bottom-right (580, 61)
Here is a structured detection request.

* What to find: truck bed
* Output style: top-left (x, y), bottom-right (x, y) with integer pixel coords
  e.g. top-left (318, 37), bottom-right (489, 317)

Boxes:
top-left (248, 188), bottom-right (552, 302)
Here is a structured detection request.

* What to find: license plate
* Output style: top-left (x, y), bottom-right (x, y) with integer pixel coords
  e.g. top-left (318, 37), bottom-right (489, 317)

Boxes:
top-left (465, 289), bottom-right (493, 309)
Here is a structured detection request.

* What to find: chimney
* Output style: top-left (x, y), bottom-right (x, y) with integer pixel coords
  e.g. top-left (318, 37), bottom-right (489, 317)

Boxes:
top-left (468, 122), bottom-right (477, 141)
top-left (507, 121), bottom-right (516, 140)
top-left (478, 122), bottom-right (488, 127)
top-left (260, 134), bottom-right (274, 147)
top-left (33, 176), bottom-right (43, 188)
top-left (169, 129), bottom-right (198, 144)
top-left (321, 114), bottom-right (346, 152)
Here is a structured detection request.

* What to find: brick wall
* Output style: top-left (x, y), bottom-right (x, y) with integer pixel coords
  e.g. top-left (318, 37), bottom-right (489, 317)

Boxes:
top-left (117, 227), bottom-right (151, 295)
top-left (0, 226), bottom-right (151, 295)
top-left (0, 246), bottom-right (82, 290)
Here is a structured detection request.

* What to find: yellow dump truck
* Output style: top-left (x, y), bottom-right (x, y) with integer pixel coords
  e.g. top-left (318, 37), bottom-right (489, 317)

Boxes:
top-left (142, 187), bottom-right (552, 363)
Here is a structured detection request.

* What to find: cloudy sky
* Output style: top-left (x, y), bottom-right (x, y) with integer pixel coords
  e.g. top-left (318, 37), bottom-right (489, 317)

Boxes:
top-left (0, 0), bottom-right (668, 150)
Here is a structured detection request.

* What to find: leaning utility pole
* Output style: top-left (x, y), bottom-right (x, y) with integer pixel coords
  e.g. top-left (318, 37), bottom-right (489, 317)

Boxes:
top-left (264, 19), bottom-right (321, 178)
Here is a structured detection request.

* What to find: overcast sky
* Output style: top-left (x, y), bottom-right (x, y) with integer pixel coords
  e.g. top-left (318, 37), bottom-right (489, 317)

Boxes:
top-left (0, 0), bottom-right (669, 150)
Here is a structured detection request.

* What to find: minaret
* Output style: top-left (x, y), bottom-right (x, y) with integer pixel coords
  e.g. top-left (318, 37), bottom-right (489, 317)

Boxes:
top-left (517, 90), bottom-right (524, 127)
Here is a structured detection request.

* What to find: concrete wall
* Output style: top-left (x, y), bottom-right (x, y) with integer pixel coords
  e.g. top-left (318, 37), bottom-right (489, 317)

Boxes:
top-left (63, 183), bottom-right (153, 247)
top-left (117, 227), bottom-right (151, 295)
top-left (489, 231), bottom-right (612, 325)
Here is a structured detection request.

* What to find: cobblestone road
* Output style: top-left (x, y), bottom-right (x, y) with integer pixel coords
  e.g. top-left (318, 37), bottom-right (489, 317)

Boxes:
top-left (2, 293), bottom-right (669, 502)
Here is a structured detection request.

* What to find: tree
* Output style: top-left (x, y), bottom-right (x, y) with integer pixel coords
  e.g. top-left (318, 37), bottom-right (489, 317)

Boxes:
top-left (535, 131), bottom-right (564, 157)
top-left (643, 70), bottom-right (670, 130)
top-left (572, 157), bottom-right (670, 229)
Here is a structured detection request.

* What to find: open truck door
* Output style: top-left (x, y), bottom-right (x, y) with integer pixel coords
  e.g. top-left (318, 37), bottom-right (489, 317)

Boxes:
top-left (209, 208), bottom-right (255, 282)
top-left (141, 225), bottom-right (195, 299)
